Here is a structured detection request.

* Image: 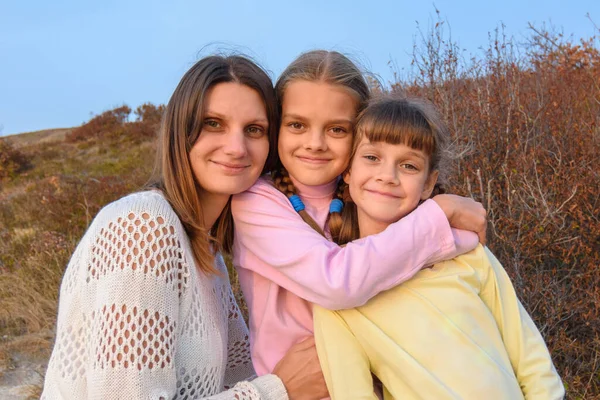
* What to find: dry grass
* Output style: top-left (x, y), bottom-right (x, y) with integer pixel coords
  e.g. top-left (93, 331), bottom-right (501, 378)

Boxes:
top-left (4, 128), bottom-right (72, 148)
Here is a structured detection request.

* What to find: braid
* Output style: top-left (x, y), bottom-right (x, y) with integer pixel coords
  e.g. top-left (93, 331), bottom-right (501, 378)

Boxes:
top-left (272, 167), bottom-right (296, 197)
top-left (327, 178), bottom-right (347, 244)
top-left (337, 184), bottom-right (360, 245)
top-left (273, 167), bottom-right (325, 236)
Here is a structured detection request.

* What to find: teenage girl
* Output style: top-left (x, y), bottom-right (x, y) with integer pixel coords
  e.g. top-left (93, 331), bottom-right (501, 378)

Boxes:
top-left (230, 50), bottom-right (487, 376)
top-left (313, 95), bottom-right (565, 399)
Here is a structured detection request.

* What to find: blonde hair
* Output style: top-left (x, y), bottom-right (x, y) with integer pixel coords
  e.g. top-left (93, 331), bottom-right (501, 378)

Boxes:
top-left (337, 95), bottom-right (452, 245)
top-left (151, 55), bottom-right (278, 274)
top-left (273, 50), bottom-right (370, 242)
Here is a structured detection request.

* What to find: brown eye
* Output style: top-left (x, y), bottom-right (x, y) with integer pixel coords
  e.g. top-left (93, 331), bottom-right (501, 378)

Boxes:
top-left (288, 122), bottom-right (304, 131)
top-left (401, 163), bottom-right (419, 171)
top-left (246, 125), bottom-right (266, 138)
top-left (204, 119), bottom-right (221, 129)
top-left (329, 126), bottom-right (348, 136)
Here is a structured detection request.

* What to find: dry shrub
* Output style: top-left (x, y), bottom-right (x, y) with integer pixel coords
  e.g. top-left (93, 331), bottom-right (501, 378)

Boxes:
top-left (0, 138), bottom-right (31, 182)
top-left (65, 105), bottom-right (131, 142)
top-left (135, 102), bottom-right (165, 125)
top-left (398, 14), bottom-right (600, 398)
top-left (65, 103), bottom-right (164, 144)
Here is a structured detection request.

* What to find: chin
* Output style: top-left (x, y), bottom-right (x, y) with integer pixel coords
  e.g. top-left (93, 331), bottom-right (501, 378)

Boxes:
top-left (212, 180), bottom-right (256, 196)
top-left (367, 211), bottom-right (404, 225)
top-left (296, 173), bottom-right (337, 187)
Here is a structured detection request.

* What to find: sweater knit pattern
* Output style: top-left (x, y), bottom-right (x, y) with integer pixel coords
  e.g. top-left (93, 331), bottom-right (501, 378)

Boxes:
top-left (41, 191), bottom-right (286, 400)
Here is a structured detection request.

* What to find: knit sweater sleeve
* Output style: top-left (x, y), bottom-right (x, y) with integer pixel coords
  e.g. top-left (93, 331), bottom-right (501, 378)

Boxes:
top-left (44, 192), bottom-right (287, 400)
top-left (76, 194), bottom-right (188, 398)
top-left (232, 179), bottom-right (478, 310)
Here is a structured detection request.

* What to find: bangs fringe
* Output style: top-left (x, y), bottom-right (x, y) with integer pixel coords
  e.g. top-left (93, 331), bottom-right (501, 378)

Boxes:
top-left (357, 99), bottom-right (437, 156)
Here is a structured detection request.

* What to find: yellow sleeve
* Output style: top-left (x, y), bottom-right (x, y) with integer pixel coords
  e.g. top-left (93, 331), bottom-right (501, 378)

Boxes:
top-left (479, 247), bottom-right (565, 400)
top-left (313, 305), bottom-right (378, 400)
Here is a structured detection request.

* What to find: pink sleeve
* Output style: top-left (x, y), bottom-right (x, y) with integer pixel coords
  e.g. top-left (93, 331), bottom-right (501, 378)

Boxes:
top-left (231, 180), bottom-right (479, 310)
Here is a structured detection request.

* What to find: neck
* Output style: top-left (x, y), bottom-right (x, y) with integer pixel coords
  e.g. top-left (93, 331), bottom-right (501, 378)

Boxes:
top-left (289, 175), bottom-right (338, 199)
top-left (357, 211), bottom-right (391, 239)
top-left (198, 191), bottom-right (231, 229)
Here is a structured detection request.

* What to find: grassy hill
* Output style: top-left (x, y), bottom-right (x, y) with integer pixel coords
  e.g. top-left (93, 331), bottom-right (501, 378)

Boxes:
top-left (3, 128), bottom-right (72, 148)
top-left (0, 111), bottom-right (158, 398)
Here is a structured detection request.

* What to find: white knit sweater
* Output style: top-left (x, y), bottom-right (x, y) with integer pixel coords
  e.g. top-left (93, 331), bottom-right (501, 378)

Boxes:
top-left (41, 191), bottom-right (288, 400)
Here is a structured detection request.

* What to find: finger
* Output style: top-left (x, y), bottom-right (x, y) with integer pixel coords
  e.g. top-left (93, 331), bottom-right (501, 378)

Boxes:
top-left (293, 336), bottom-right (316, 350)
top-left (478, 228), bottom-right (486, 245)
top-left (480, 206), bottom-right (487, 245)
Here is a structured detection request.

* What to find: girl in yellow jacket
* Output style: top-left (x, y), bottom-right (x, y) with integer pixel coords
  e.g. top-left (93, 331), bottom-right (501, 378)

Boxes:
top-left (313, 96), bottom-right (565, 400)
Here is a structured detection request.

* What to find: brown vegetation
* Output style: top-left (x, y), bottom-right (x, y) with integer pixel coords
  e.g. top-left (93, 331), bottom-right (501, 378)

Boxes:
top-left (0, 139), bottom-right (31, 182)
top-left (396, 14), bottom-right (599, 398)
top-left (0, 18), bottom-right (598, 398)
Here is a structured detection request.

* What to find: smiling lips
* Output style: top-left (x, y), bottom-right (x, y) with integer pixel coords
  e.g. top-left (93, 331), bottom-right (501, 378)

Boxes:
top-left (211, 160), bottom-right (250, 174)
top-left (365, 188), bottom-right (401, 199)
top-left (296, 155), bottom-right (331, 164)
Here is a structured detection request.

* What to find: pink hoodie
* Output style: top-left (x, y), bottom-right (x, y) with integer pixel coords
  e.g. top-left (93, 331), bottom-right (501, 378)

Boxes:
top-left (231, 176), bottom-right (478, 375)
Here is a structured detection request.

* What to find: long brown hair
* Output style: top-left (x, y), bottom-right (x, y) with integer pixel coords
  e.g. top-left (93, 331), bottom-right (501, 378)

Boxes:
top-left (273, 50), bottom-right (370, 242)
top-left (337, 95), bottom-right (452, 245)
top-left (151, 55), bottom-right (278, 274)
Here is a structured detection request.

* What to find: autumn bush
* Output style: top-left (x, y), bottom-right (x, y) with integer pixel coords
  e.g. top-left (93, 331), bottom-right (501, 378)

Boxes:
top-left (0, 138), bottom-right (31, 182)
top-left (65, 105), bottom-right (132, 142)
top-left (395, 15), bottom-right (599, 398)
top-left (65, 103), bottom-right (164, 144)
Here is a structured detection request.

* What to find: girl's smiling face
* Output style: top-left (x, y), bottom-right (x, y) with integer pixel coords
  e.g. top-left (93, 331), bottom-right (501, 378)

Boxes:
top-left (344, 137), bottom-right (439, 237)
top-left (278, 80), bottom-right (357, 187)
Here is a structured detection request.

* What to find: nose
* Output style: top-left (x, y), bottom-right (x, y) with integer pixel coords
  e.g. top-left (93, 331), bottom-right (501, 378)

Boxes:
top-left (223, 129), bottom-right (248, 158)
top-left (303, 128), bottom-right (327, 151)
top-left (375, 162), bottom-right (400, 185)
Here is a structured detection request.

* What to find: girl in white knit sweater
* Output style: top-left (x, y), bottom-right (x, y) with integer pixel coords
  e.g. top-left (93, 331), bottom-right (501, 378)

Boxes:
top-left (41, 55), bottom-right (327, 399)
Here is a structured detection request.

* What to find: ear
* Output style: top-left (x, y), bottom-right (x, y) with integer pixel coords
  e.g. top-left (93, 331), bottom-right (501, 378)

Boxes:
top-left (343, 168), bottom-right (352, 185)
top-left (421, 169), bottom-right (439, 200)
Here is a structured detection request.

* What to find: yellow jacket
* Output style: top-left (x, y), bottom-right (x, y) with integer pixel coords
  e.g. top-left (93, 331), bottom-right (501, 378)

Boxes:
top-left (313, 245), bottom-right (564, 400)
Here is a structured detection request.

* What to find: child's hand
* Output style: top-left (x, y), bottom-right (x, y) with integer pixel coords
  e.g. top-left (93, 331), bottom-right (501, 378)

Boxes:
top-left (273, 336), bottom-right (329, 400)
top-left (433, 194), bottom-right (487, 244)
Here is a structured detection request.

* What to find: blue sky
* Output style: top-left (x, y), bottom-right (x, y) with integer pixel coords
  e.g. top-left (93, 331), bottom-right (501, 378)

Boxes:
top-left (1, 0), bottom-right (598, 135)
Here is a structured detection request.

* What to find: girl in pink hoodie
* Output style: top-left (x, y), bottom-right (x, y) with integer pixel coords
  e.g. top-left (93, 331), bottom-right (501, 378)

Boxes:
top-left (231, 50), bottom-right (486, 378)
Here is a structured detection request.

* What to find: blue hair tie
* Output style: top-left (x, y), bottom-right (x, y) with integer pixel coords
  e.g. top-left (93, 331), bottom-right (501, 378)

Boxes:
top-left (289, 194), bottom-right (305, 213)
top-left (329, 199), bottom-right (344, 213)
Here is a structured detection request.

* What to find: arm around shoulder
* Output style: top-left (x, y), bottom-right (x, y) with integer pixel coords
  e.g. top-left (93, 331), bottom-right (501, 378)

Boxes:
top-left (232, 182), bottom-right (473, 309)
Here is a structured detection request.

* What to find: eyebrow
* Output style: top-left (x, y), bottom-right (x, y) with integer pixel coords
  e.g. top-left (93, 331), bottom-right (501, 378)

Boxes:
top-left (357, 142), bottom-right (428, 160)
top-left (403, 150), bottom-right (428, 160)
top-left (357, 142), bottom-right (375, 151)
top-left (205, 110), bottom-right (268, 125)
top-left (281, 113), bottom-right (353, 125)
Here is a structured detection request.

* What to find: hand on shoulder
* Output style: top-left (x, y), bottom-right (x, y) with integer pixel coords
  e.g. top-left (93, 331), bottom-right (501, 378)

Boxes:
top-left (433, 194), bottom-right (487, 244)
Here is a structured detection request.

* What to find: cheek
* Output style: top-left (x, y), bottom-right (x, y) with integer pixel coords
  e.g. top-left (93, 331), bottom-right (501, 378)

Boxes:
top-left (347, 171), bottom-right (365, 199)
top-left (340, 137), bottom-right (353, 157)
top-left (334, 138), bottom-right (353, 167)
top-left (277, 130), bottom-right (291, 156)
top-left (251, 139), bottom-right (270, 163)
top-left (348, 183), bottom-right (361, 204)
top-left (188, 145), bottom-right (202, 169)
